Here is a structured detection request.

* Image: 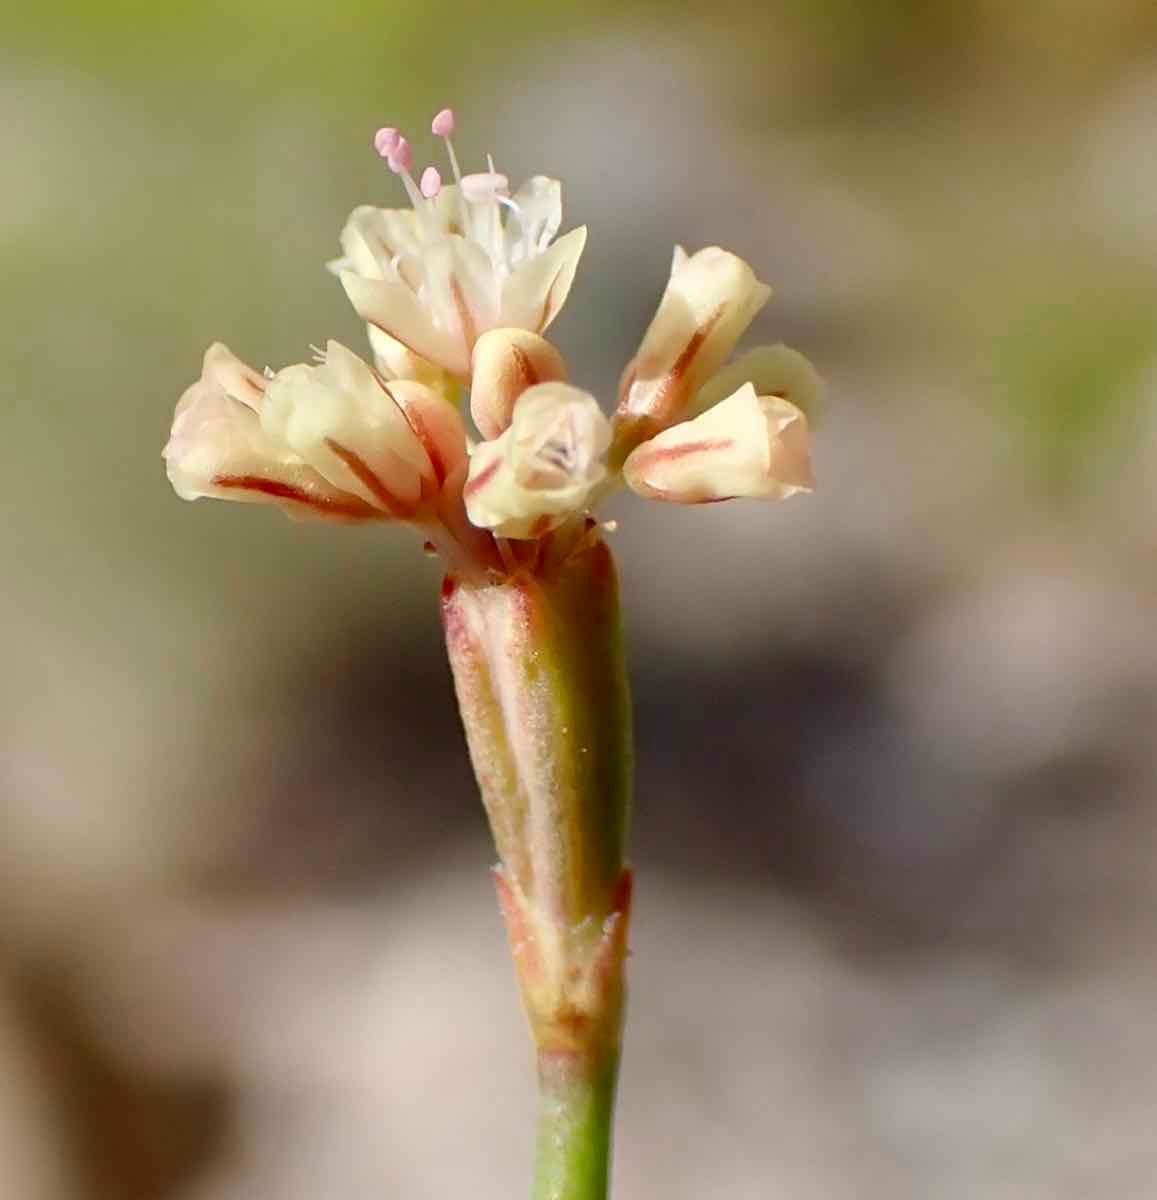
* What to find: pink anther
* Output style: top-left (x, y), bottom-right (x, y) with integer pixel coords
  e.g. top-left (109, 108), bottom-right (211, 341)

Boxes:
top-left (373, 126), bottom-right (400, 157)
top-left (431, 108), bottom-right (456, 138)
top-left (387, 136), bottom-right (414, 174)
top-left (419, 166), bottom-right (443, 199)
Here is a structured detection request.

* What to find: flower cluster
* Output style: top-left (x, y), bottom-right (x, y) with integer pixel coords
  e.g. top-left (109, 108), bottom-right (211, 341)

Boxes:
top-left (164, 108), bottom-right (819, 567)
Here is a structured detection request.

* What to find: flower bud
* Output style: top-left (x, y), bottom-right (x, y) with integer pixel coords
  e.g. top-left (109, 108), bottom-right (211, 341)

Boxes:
top-left (464, 383), bottom-right (610, 539)
top-left (163, 341), bottom-right (468, 524)
top-left (163, 344), bottom-right (379, 521)
top-left (470, 329), bottom-right (568, 440)
top-left (623, 382), bottom-right (813, 504)
top-left (612, 247), bottom-right (771, 460)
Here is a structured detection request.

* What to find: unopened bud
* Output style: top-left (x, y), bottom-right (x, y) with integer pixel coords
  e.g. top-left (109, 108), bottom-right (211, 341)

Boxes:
top-left (612, 246), bottom-right (771, 462)
top-left (623, 382), bottom-right (813, 504)
top-left (465, 383), bottom-right (610, 539)
top-left (470, 329), bottom-right (568, 440)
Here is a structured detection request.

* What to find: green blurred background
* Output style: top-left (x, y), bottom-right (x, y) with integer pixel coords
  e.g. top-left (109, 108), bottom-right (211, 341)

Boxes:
top-left (6, 2), bottom-right (1157, 1196)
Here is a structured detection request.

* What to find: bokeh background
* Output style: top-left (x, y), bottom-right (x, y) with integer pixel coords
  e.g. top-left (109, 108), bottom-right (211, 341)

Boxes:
top-left (6, 1), bottom-right (1157, 1196)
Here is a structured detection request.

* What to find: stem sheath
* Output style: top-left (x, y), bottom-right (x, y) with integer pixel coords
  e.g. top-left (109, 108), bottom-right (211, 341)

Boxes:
top-left (442, 531), bottom-right (633, 1200)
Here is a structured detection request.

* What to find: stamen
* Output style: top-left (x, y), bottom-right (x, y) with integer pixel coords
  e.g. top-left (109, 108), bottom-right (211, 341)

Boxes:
top-left (386, 135), bottom-right (414, 175)
top-left (496, 193), bottom-right (529, 266)
top-left (455, 170), bottom-right (508, 269)
top-left (534, 412), bottom-right (582, 476)
top-left (495, 536), bottom-right (519, 574)
top-left (385, 135), bottom-right (428, 213)
top-left (431, 107), bottom-right (463, 185)
top-left (420, 166), bottom-right (442, 199)
top-left (373, 126), bottom-right (400, 158)
top-left (429, 106), bottom-right (470, 241)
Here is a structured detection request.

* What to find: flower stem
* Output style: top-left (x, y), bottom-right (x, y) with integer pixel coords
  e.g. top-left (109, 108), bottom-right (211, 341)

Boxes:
top-left (442, 530), bottom-right (633, 1199)
top-left (533, 1048), bottom-right (620, 1200)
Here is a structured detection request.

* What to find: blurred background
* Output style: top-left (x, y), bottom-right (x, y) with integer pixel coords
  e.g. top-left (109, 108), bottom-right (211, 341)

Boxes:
top-left (6, 1), bottom-right (1157, 1196)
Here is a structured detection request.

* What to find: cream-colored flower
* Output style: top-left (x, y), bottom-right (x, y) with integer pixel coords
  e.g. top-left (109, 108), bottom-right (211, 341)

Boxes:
top-left (464, 383), bottom-right (611, 539)
top-left (164, 344), bottom-right (378, 520)
top-left (470, 328), bottom-right (568, 441)
top-left (622, 382), bottom-right (813, 504)
top-left (611, 246), bottom-right (771, 458)
top-left (164, 341), bottom-right (465, 522)
top-left (334, 110), bottom-right (586, 380)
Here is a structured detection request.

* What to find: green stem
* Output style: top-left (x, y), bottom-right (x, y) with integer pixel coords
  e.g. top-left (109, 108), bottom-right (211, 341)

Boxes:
top-left (533, 1049), bottom-right (620, 1200)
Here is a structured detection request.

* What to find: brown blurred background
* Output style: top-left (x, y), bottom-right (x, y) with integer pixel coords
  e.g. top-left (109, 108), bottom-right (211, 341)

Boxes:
top-left (6, 1), bottom-right (1157, 1196)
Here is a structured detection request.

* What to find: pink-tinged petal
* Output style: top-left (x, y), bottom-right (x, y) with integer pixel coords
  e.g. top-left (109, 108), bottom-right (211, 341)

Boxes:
top-left (692, 343), bottom-right (823, 422)
top-left (462, 437), bottom-right (505, 503)
top-left (207, 472), bottom-right (382, 521)
top-left (470, 328), bottom-right (568, 440)
top-left (366, 324), bottom-right (451, 392)
top-left (380, 376), bottom-right (468, 488)
top-left (611, 247), bottom-right (772, 458)
top-left (622, 382), bottom-right (814, 504)
top-left (260, 341), bottom-right (434, 515)
top-left (200, 342), bottom-right (266, 412)
top-left (329, 205), bottom-right (421, 283)
top-left (499, 226), bottom-right (587, 335)
top-left (341, 270), bottom-right (469, 378)
top-left (418, 236), bottom-right (501, 358)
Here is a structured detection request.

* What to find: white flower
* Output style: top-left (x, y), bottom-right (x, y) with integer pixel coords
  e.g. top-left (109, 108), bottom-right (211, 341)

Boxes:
top-left (464, 383), bottom-right (611, 539)
top-left (333, 108), bottom-right (587, 380)
top-left (164, 341), bottom-right (466, 522)
top-left (611, 246), bottom-right (771, 458)
top-left (622, 382), bottom-right (813, 504)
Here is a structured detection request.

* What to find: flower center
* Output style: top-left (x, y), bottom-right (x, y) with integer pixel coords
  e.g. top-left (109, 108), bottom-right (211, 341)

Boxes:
top-left (373, 107), bottom-right (533, 281)
top-left (515, 408), bottom-right (592, 490)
